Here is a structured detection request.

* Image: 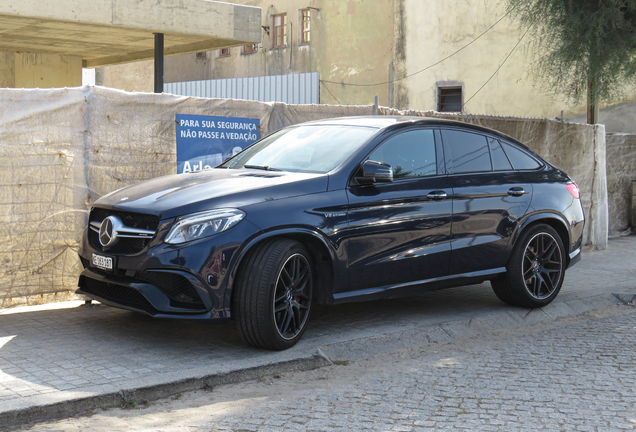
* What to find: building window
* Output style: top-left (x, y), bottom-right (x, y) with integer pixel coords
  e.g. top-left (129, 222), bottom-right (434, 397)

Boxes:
top-left (273, 13), bottom-right (287, 48)
top-left (218, 48), bottom-right (230, 57)
top-left (437, 86), bottom-right (462, 112)
top-left (195, 51), bottom-right (208, 59)
top-left (301, 9), bottom-right (311, 44)
top-left (243, 44), bottom-right (258, 54)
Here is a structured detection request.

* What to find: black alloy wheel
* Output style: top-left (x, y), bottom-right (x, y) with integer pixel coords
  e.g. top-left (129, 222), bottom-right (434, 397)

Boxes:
top-left (521, 231), bottom-right (563, 300)
top-left (233, 239), bottom-right (314, 350)
top-left (273, 252), bottom-right (312, 341)
top-left (491, 224), bottom-right (566, 308)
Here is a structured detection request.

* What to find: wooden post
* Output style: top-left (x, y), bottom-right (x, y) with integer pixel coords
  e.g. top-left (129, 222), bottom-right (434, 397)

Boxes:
top-left (631, 180), bottom-right (636, 228)
top-left (587, 78), bottom-right (599, 124)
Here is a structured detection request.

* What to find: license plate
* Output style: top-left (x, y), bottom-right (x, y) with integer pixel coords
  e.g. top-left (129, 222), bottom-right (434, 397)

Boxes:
top-left (92, 253), bottom-right (113, 270)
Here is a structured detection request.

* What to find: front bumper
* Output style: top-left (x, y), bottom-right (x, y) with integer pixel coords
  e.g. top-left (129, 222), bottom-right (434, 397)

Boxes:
top-left (78, 268), bottom-right (223, 319)
top-left (77, 213), bottom-right (262, 320)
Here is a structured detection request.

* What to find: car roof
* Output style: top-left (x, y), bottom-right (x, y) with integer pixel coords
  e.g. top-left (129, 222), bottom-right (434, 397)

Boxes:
top-left (298, 115), bottom-right (498, 134)
top-left (296, 115), bottom-right (531, 152)
top-left (298, 116), bottom-right (422, 128)
top-left (299, 115), bottom-right (437, 128)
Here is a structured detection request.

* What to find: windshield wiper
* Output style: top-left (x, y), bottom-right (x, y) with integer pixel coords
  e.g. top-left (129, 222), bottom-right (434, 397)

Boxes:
top-left (244, 164), bottom-right (282, 171)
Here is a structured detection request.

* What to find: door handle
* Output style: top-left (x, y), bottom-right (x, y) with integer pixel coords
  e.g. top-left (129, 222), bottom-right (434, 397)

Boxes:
top-left (508, 187), bottom-right (526, 197)
top-left (426, 190), bottom-right (447, 200)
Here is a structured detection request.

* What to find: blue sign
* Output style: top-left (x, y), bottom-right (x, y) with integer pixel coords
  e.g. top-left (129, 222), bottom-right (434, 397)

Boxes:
top-left (176, 114), bottom-right (260, 174)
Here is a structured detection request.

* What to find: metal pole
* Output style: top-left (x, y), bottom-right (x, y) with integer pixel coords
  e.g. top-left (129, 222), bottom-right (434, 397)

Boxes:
top-left (374, 96), bottom-right (379, 115)
top-left (154, 33), bottom-right (164, 93)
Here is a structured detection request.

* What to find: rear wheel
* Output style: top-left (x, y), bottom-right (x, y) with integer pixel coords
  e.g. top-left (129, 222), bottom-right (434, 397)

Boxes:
top-left (492, 224), bottom-right (566, 308)
top-left (233, 239), bottom-right (313, 350)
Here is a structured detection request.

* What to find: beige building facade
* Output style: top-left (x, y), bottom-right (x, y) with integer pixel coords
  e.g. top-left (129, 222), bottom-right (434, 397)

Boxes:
top-left (0, 0), bottom-right (260, 90)
top-left (99, 0), bottom-right (636, 120)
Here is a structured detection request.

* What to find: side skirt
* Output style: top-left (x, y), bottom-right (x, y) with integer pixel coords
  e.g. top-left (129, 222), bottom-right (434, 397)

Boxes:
top-left (332, 268), bottom-right (506, 304)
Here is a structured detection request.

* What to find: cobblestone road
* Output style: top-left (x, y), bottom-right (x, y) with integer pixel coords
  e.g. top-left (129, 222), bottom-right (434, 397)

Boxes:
top-left (13, 305), bottom-right (636, 432)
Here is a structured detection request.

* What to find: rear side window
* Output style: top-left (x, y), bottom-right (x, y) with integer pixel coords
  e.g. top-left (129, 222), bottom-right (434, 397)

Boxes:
top-left (488, 137), bottom-right (513, 171)
top-left (501, 142), bottom-right (542, 170)
top-left (442, 129), bottom-right (492, 174)
top-left (367, 129), bottom-right (437, 179)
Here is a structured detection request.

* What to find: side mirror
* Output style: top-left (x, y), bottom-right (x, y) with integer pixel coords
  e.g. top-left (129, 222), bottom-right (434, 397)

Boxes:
top-left (356, 160), bottom-right (393, 185)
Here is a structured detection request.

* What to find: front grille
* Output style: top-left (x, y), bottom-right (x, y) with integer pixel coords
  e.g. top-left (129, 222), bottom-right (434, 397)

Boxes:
top-left (91, 208), bottom-right (160, 231)
top-left (89, 208), bottom-right (160, 255)
top-left (138, 271), bottom-right (205, 309)
top-left (82, 278), bottom-right (152, 309)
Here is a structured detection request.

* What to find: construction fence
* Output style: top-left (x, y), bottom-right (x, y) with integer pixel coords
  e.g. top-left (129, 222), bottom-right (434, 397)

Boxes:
top-left (0, 86), bottom-right (621, 307)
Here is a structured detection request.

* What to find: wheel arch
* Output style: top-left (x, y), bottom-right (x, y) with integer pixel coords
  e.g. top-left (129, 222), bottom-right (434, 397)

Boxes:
top-left (229, 228), bottom-right (337, 309)
top-left (513, 212), bottom-right (571, 265)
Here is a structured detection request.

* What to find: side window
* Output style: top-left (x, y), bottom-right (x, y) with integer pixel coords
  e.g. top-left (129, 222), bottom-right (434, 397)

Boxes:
top-left (367, 129), bottom-right (437, 179)
top-left (442, 129), bottom-right (492, 174)
top-left (488, 137), bottom-right (513, 171)
top-left (501, 142), bottom-right (542, 170)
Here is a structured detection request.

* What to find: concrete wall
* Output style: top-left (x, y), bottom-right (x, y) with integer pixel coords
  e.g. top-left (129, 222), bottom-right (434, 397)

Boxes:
top-left (157, 0), bottom-right (397, 107)
top-left (0, 51), bottom-right (82, 88)
top-left (310, 0), bottom-right (396, 107)
top-left (1, 0), bottom-right (261, 68)
top-left (0, 51), bottom-right (15, 87)
top-left (606, 133), bottom-right (636, 235)
top-left (402, 0), bottom-right (560, 117)
top-left (99, 0), bottom-right (636, 122)
top-left (96, 60), bottom-right (154, 93)
top-left (0, 86), bottom-right (612, 308)
top-left (167, 0), bottom-right (315, 81)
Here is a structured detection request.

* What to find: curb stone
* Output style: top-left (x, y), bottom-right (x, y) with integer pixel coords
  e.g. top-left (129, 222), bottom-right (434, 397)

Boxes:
top-left (613, 293), bottom-right (636, 305)
top-left (3, 290), bottom-right (636, 430)
top-left (0, 354), bottom-right (331, 430)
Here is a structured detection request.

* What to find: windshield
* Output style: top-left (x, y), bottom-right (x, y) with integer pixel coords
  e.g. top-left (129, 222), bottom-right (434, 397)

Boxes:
top-left (221, 125), bottom-right (378, 173)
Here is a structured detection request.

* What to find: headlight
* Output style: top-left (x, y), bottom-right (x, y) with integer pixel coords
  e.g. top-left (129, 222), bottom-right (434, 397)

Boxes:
top-left (164, 209), bottom-right (245, 244)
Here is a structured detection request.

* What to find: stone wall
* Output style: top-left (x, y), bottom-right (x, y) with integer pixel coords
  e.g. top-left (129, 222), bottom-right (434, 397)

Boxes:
top-left (606, 133), bottom-right (636, 235)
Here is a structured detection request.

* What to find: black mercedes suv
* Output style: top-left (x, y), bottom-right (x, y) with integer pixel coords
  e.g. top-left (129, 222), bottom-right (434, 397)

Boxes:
top-left (77, 116), bottom-right (585, 350)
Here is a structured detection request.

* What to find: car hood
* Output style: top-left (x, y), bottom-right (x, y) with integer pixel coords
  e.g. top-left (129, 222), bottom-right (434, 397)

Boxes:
top-left (94, 168), bottom-right (329, 219)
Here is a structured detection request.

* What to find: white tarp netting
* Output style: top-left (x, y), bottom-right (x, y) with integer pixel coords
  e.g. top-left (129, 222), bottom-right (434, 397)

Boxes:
top-left (0, 88), bottom-right (87, 307)
top-left (0, 86), bottom-right (610, 307)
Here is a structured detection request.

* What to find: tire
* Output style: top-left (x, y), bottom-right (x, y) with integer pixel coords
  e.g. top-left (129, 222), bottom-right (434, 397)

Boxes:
top-left (492, 224), bottom-right (566, 308)
top-left (233, 239), bottom-right (313, 350)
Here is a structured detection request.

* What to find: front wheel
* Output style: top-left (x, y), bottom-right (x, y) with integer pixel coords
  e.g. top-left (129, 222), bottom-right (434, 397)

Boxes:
top-left (233, 239), bottom-right (313, 350)
top-left (492, 224), bottom-right (566, 308)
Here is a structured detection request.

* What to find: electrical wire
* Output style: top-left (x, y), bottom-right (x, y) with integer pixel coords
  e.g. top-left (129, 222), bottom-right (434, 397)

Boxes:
top-left (461, 26), bottom-right (531, 109)
top-left (320, 79), bottom-right (342, 104)
top-left (319, 8), bottom-right (514, 88)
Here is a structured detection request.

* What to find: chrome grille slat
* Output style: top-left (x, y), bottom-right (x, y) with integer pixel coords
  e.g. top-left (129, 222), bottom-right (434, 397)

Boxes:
top-left (89, 208), bottom-right (161, 255)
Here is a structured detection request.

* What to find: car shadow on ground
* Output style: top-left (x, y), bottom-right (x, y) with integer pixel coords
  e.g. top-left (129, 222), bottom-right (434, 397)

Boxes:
top-left (0, 282), bottom-right (505, 395)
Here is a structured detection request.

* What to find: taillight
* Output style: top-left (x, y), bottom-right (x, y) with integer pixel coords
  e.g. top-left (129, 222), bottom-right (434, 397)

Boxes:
top-left (566, 182), bottom-right (580, 199)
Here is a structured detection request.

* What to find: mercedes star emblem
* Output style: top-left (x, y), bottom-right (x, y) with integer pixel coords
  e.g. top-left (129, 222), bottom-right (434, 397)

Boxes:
top-left (99, 216), bottom-right (121, 248)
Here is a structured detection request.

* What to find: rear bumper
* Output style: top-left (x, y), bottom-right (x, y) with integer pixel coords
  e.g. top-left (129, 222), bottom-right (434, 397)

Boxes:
top-left (567, 247), bottom-right (582, 269)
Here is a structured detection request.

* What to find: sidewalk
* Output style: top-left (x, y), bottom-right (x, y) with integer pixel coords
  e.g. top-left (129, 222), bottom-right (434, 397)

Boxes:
top-left (1, 236), bottom-right (635, 429)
